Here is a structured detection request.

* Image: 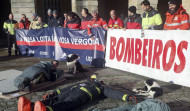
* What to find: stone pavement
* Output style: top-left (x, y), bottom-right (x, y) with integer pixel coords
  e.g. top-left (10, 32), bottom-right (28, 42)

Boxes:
top-left (0, 48), bottom-right (190, 111)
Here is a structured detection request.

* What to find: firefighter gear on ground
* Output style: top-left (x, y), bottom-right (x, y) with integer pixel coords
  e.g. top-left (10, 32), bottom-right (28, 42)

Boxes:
top-left (18, 80), bottom-right (135, 111)
top-left (87, 17), bottom-right (108, 37)
top-left (19, 18), bottom-right (31, 29)
top-left (164, 5), bottom-right (190, 30)
top-left (108, 16), bottom-right (124, 29)
top-left (142, 7), bottom-right (163, 30)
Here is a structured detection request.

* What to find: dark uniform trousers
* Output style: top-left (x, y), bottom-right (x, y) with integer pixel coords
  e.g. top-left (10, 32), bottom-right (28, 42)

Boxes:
top-left (42, 82), bottom-right (131, 111)
top-left (7, 34), bottom-right (19, 55)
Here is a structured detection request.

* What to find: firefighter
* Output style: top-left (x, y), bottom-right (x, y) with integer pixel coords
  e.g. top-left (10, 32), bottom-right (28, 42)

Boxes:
top-left (18, 74), bottom-right (137, 111)
top-left (87, 10), bottom-right (108, 39)
top-left (3, 13), bottom-right (19, 56)
top-left (29, 13), bottom-right (38, 30)
top-left (47, 9), bottom-right (53, 27)
top-left (141, 0), bottom-right (163, 30)
top-left (35, 17), bottom-right (48, 29)
top-left (65, 12), bottom-right (81, 29)
top-left (14, 60), bottom-right (61, 92)
top-left (164, 0), bottom-right (190, 30)
top-left (108, 10), bottom-right (124, 29)
top-left (19, 14), bottom-right (31, 29)
top-left (123, 6), bottom-right (142, 30)
top-left (51, 10), bottom-right (63, 27)
top-left (80, 8), bottom-right (93, 30)
top-left (63, 12), bottom-right (68, 27)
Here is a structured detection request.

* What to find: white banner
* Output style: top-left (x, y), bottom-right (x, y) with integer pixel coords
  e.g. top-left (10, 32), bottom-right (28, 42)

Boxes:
top-left (105, 29), bottom-right (190, 87)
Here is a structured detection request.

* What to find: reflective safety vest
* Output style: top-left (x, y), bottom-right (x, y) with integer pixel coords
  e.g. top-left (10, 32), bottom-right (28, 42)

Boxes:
top-left (108, 17), bottom-right (124, 29)
top-left (35, 22), bottom-right (48, 29)
top-left (87, 17), bottom-right (108, 36)
top-left (164, 6), bottom-right (190, 30)
top-left (142, 7), bottom-right (163, 30)
top-left (3, 19), bottom-right (18, 35)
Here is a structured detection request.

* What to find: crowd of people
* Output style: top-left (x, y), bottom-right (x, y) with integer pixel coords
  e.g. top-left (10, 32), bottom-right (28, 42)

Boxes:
top-left (2, 0), bottom-right (190, 56)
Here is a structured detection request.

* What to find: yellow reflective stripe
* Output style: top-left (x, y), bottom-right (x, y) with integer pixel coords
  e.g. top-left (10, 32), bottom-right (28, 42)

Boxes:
top-left (3, 22), bottom-right (8, 29)
top-left (56, 89), bottom-right (61, 95)
top-left (122, 94), bottom-right (128, 101)
top-left (95, 87), bottom-right (101, 94)
top-left (113, 25), bottom-right (119, 27)
top-left (120, 27), bottom-right (123, 29)
top-left (46, 106), bottom-right (53, 111)
top-left (80, 87), bottom-right (92, 100)
top-left (70, 85), bottom-right (77, 90)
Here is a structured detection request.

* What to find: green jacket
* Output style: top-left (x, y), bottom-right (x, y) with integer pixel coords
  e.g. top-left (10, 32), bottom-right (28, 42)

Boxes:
top-left (142, 7), bottom-right (163, 30)
top-left (3, 19), bottom-right (18, 35)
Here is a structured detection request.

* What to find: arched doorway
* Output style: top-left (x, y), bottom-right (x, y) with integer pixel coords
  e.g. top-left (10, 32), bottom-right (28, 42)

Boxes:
top-left (98, 0), bottom-right (128, 22)
top-left (35, 0), bottom-right (71, 23)
top-left (157, 0), bottom-right (170, 23)
top-left (0, 0), bottom-right (11, 47)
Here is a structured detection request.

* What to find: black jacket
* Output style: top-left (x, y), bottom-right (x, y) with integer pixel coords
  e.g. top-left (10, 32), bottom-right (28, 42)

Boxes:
top-left (48, 16), bottom-right (63, 27)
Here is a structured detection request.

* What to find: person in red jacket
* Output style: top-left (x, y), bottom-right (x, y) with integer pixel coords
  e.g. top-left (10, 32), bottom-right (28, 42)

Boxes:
top-left (87, 10), bottom-right (108, 38)
top-left (65, 12), bottom-right (81, 29)
top-left (164, 0), bottom-right (190, 30)
top-left (19, 14), bottom-right (31, 29)
top-left (63, 12), bottom-right (68, 28)
top-left (123, 6), bottom-right (142, 30)
top-left (108, 10), bottom-right (124, 29)
top-left (80, 8), bottom-right (93, 30)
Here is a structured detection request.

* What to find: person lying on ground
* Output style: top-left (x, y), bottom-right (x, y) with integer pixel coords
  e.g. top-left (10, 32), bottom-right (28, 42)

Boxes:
top-left (14, 60), bottom-right (63, 91)
top-left (18, 74), bottom-right (137, 111)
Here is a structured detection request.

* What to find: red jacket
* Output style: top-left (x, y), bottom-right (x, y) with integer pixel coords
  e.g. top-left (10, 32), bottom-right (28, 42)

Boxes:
top-left (66, 19), bottom-right (81, 29)
top-left (87, 17), bottom-right (108, 36)
top-left (80, 14), bottom-right (93, 30)
top-left (108, 17), bottom-right (124, 29)
top-left (164, 5), bottom-right (190, 30)
top-left (19, 18), bottom-right (31, 29)
top-left (124, 14), bottom-right (142, 29)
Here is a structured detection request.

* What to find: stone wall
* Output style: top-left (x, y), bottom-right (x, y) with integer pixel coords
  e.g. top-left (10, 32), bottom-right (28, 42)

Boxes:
top-left (183, 0), bottom-right (190, 14)
top-left (72, 0), bottom-right (98, 16)
top-left (11, 0), bottom-right (35, 22)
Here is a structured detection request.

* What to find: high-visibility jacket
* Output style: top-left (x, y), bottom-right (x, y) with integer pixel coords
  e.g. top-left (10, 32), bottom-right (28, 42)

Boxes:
top-left (80, 14), bottom-right (93, 30)
top-left (19, 18), bottom-right (31, 29)
top-left (142, 7), bottom-right (163, 30)
top-left (87, 17), bottom-right (108, 36)
top-left (66, 19), bottom-right (81, 29)
top-left (3, 19), bottom-right (18, 35)
top-left (108, 17), bottom-right (124, 29)
top-left (35, 22), bottom-right (48, 29)
top-left (29, 19), bottom-right (37, 29)
top-left (164, 6), bottom-right (190, 30)
top-left (124, 14), bottom-right (142, 29)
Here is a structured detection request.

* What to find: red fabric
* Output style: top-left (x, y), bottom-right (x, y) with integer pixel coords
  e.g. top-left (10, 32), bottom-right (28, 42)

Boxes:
top-left (81, 21), bottom-right (90, 30)
top-left (108, 17), bottom-right (124, 29)
top-left (164, 5), bottom-right (190, 30)
top-left (87, 17), bottom-right (108, 36)
top-left (66, 19), bottom-right (80, 29)
top-left (63, 20), bottom-right (67, 27)
top-left (19, 18), bottom-right (31, 30)
top-left (126, 22), bottom-right (141, 29)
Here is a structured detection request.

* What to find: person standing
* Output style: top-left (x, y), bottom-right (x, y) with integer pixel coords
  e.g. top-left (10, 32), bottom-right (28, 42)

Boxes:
top-left (123, 6), bottom-right (142, 29)
top-left (65, 12), bottom-right (81, 29)
top-left (35, 17), bottom-right (48, 29)
top-left (141, 0), bottom-right (163, 30)
top-left (80, 8), bottom-right (93, 30)
top-left (108, 10), bottom-right (124, 29)
top-left (29, 13), bottom-right (38, 30)
top-left (51, 10), bottom-right (63, 27)
top-left (164, 0), bottom-right (190, 30)
top-left (19, 14), bottom-right (31, 29)
top-left (3, 13), bottom-right (19, 56)
top-left (87, 10), bottom-right (108, 38)
top-left (47, 9), bottom-right (53, 27)
top-left (63, 12), bottom-right (68, 27)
